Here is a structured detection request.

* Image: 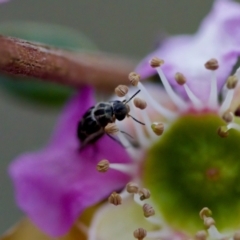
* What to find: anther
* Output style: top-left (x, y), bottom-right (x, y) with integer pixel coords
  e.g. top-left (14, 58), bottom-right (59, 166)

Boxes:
top-left (227, 75), bottom-right (238, 89)
top-left (143, 203), bottom-right (155, 218)
top-left (151, 122), bottom-right (164, 136)
top-left (133, 97), bottom-right (147, 110)
top-left (115, 85), bottom-right (129, 97)
top-left (199, 207), bottom-right (212, 220)
top-left (217, 126), bottom-right (229, 138)
top-left (104, 123), bottom-right (119, 135)
top-left (195, 230), bottom-right (207, 240)
top-left (204, 217), bottom-right (215, 228)
top-left (96, 160), bottom-right (109, 173)
top-left (139, 188), bottom-right (151, 200)
top-left (108, 192), bottom-right (122, 206)
top-left (150, 57), bottom-right (164, 68)
top-left (233, 231), bottom-right (240, 240)
top-left (204, 58), bottom-right (219, 70)
top-left (129, 72), bottom-right (140, 86)
top-left (222, 111), bottom-right (234, 123)
top-left (234, 105), bottom-right (240, 117)
top-left (133, 228), bottom-right (147, 240)
top-left (126, 182), bottom-right (139, 194)
top-left (175, 72), bottom-right (187, 85)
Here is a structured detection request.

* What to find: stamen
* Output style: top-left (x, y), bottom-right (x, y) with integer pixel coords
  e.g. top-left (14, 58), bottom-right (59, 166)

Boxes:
top-left (175, 72), bottom-right (203, 109)
top-left (96, 160), bottom-right (135, 175)
top-left (195, 230), bottom-right (207, 240)
top-left (133, 228), bottom-right (147, 240)
top-left (151, 122), bottom-right (164, 136)
top-left (222, 111), bottom-right (234, 123)
top-left (150, 57), bottom-right (188, 111)
top-left (115, 85), bottom-right (129, 97)
top-left (217, 126), bottom-right (229, 138)
top-left (108, 192), bottom-right (122, 206)
top-left (139, 188), bottom-right (151, 200)
top-left (129, 72), bottom-right (140, 86)
top-left (205, 59), bottom-right (219, 109)
top-left (126, 182), bottom-right (139, 194)
top-left (133, 97), bottom-right (147, 110)
top-left (175, 72), bottom-right (186, 85)
top-left (219, 75), bottom-right (238, 115)
top-left (128, 73), bottom-right (177, 120)
top-left (139, 109), bottom-right (159, 141)
top-left (125, 93), bottom-right (150, 147)
top-left (204, 58), bottom-right (219, 70)
top-left (199, 207), bottom-right (212, 219)
top-left (96, 159), bottom-right (109, 173)
top-left (143, 203), bottom-right (155, 218)
top-left (199, 208), bottom-right (223, 239)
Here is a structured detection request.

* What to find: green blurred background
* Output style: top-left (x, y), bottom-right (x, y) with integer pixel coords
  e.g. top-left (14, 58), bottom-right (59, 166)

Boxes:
top-left (0, 0), bottom-right (227, 234)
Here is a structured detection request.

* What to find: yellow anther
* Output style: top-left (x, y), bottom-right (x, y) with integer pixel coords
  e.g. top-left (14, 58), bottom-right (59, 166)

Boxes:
top-left (108, 192), bottom-right (122, 206)
top-left (175, 72), bottom-right (187, 85)
top-left (227, 75), bottom-right (238, 89)
top-left (133, 228), bottom-right (147, 240)
top-left (96, 159), bottom-right (109, 173)
top-left (222, 111), bottom-right (234, 123)
top-left (129, 72), bottom-right (140, 86)
top-left (151, 122), bottom-right (164, 136)
top-left (150, 57), bottom-right (164, 68)
top-left (143, 203), bottom-right (155, 218)
top-left (133, 97), bottom-right (147, 110)
top-left (126, 182), bottom-right (139, 194)
top-left (204, 58), bottom-right (219, 70)
top-left (115, 85), bottom-right (129, 97)
top-left (217, 126), bottom-right (229, 138)
top-left (199, 207), bottom-right (212, 220)
top-left (139, 188), bottom-right (151, 200)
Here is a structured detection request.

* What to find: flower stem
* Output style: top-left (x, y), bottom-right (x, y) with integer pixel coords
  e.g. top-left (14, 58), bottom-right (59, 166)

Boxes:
top-left (0, 35), bottom-right (136, 92)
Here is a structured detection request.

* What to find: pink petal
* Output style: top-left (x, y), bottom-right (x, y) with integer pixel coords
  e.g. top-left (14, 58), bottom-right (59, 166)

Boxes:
top-left (136, 0), bottom-right (240, 102)
top-left (9, 86), bottom-right (132, 236)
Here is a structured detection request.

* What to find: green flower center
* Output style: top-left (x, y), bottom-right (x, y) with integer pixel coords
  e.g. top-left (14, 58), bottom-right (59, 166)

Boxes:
top-left (143, 113), bottom-right (240, 234)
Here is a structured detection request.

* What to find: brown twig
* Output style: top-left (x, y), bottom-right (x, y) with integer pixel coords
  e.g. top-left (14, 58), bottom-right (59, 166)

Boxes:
top-left (0, 35), bottom-right (137, 92)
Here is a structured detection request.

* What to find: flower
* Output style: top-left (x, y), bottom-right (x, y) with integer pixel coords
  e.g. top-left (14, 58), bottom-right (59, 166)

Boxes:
top-left (9, 86), bottom-right (132, 236)
top-left (8, 0), bottom-right (240, 239)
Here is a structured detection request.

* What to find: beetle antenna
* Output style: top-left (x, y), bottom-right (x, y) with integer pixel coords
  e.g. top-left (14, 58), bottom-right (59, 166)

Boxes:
top-left (128, 114), bottom-right (145, 125)
top-left (124, 90), bottom-right (141, 104)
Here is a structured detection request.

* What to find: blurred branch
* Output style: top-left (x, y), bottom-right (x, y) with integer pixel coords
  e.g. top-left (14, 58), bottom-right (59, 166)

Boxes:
top-left (0, 35), bottom-right (137, 92)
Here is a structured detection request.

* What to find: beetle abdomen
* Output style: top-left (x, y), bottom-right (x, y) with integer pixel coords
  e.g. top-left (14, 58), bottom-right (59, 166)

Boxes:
top-left (94, 102), bottom-right (114, 127)
top-left (77, 107), bottom-right (103, 143)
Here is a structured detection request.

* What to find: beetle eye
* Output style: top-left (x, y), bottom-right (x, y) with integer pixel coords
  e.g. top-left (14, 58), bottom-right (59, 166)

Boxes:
top-left (115, 112), bottom-right (126, 121)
